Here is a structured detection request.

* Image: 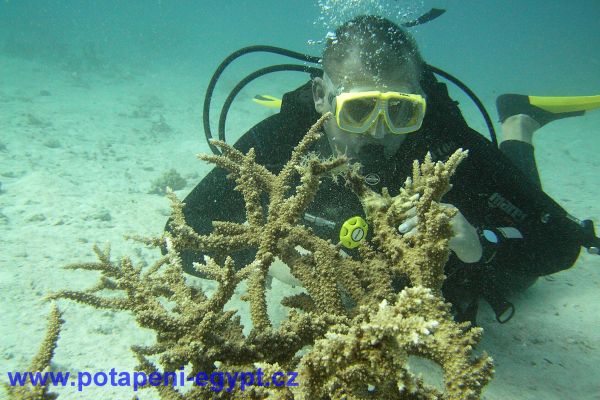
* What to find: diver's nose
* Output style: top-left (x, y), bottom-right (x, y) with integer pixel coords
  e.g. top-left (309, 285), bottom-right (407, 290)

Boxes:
top-left (367, 116), bottom-right (387, 139)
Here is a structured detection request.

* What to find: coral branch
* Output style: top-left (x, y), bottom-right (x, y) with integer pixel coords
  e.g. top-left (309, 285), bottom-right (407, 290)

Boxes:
top-left (48, 114), bottom-right (491, 399)
top-left (5, 305), bottom-right (62, 400)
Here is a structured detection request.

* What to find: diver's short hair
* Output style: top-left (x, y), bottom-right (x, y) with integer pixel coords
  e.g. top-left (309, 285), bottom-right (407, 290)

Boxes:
top-left (322, 15), bottom-right (424, 84)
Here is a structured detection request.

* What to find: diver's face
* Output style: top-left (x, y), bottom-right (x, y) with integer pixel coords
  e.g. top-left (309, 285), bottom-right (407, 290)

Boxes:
top-left (313, 60), bottom-right (423, 164)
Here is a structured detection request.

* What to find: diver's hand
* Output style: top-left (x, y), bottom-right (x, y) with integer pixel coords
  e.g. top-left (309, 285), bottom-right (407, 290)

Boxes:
top-left (397, 204), bottom-right (482, 263)
top-left (446, 205), bottom-right (483, 263)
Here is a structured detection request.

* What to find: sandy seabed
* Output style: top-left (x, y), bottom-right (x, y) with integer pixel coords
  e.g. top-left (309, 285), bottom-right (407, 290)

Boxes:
top-left (1, 54), bottom-right (599, 399)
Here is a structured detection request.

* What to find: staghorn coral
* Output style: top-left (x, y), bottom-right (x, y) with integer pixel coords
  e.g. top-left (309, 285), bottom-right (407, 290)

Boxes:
top-left (299, 287), bottom-right (492, 400)
top-left (5, 305), bottom-right (63, 400)
top-left (48, 113), bottom-right (493, 399)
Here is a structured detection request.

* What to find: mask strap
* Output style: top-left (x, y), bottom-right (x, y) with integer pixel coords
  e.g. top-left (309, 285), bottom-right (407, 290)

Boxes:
top-left (323, 74), bottom-right (340, 108)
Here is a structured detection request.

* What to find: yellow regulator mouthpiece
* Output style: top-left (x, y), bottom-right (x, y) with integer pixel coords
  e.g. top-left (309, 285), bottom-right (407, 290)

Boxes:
top-left (339, 216), bottom-right (368, 249)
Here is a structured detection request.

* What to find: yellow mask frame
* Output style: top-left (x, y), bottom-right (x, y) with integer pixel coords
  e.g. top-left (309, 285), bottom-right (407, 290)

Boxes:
top-left (334, 90), bottom-right (426, 134)
top-left (325, 76), bottom-right (427, 135)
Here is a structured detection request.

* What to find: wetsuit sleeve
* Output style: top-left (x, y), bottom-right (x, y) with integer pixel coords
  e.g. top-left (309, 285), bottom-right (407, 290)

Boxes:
top-left (447, 130), bottom-right (582, 278)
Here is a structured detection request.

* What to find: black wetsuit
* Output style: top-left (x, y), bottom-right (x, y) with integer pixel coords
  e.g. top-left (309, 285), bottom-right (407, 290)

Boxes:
top-left (171, 70), bottom-right (582, 323)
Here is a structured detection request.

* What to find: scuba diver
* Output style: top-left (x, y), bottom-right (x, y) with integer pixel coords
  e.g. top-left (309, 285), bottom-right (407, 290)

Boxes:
top-left (167, 14), bottom-right (600, 324)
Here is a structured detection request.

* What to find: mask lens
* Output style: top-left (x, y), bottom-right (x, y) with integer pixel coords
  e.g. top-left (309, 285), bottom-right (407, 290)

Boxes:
top-left (339, 97), bottom-right (377, 126)
top-left (387, 98), bottom-right (419, 128)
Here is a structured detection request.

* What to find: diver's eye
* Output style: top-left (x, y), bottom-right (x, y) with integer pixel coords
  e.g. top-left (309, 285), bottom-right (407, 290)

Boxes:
top-left (344, 98), bottom-right (377, 123)
top-left (387, 99), bottom-right (418, 126)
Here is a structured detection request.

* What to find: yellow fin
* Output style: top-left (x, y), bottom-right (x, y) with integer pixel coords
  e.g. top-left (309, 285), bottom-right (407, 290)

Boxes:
top-left (252, 94), bottom-right (282, 109)
top-left (529, 95), bottom-right (600, 113)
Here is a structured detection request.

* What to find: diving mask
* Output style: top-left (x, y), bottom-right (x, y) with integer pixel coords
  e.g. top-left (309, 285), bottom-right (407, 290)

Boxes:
top-left (325, 75), bottom-right (427, 135)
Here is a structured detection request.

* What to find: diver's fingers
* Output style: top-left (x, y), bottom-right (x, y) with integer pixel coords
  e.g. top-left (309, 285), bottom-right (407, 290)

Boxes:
top-left (398, 215), bottom-right (418, 234)
top-left (404, 229), bottom-right (417, 238)
top-left (439, 203), bottom-right (457, 211)
top-left (404, 206), bottom-right (416, 218)
top-left (401, 193), bottom-right (420, 209)
top-left (398, 196), bottom-right (421, 235)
